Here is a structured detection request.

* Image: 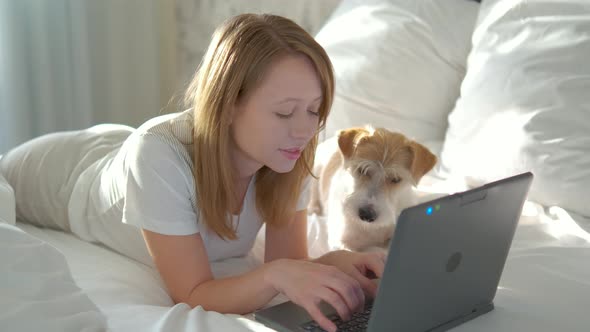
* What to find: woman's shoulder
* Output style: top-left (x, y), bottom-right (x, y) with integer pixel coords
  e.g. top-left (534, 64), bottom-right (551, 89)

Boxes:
top-left (128, 109), bottom-right (195, 160)
top-left (136, 109), bottom-right (194, 143)
top-left (115, 110), bottom-right (195, 179)
top-left (120, 117), bottom-right (196, 197)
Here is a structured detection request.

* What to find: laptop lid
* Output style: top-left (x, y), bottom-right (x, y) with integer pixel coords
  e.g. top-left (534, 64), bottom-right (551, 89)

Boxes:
top-left (367, 172), bottom-right (533, 331)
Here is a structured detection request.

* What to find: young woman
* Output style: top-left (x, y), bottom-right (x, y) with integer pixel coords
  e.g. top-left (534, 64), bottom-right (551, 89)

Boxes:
top-left (0, 14), bottom-right (384, 332)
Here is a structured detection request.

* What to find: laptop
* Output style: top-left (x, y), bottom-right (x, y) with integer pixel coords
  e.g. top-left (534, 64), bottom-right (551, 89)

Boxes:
top-left (254, 172), bottom-right (533, 332)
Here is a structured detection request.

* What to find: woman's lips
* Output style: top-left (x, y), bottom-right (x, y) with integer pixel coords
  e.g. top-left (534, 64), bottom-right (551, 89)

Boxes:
top-left (280, 148), bottom-right (302, 160)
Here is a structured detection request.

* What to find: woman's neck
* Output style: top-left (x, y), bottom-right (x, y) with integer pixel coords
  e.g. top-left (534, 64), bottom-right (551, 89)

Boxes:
top-left (231, 174), bottom-right (253, 215)
top-left (228, 136), bottom-right (262, 180)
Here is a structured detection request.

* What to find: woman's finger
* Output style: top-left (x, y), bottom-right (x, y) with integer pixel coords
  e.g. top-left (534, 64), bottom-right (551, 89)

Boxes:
top-left (363, 252), bottom-right (386, 278)
top-left (345, 270), bottom-right (368, 310)
top-left (305, 302), bottom-right (337, 332)
top-left (318, 287), bottom-right (352, 321)
top-left (351, 268), bottom-right (378, 299)
top-left (325, 268), bottom-right (363, 313)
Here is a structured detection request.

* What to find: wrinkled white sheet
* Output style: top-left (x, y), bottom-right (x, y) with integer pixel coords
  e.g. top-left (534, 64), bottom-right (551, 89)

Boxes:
top-left (4, 175), bottom-right (590, 332)
top-left (0, 222), bottom-right (107, 332)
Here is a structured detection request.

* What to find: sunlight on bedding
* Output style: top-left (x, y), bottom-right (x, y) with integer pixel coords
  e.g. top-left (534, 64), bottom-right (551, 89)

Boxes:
top-left (520, 201), bottom-right (590, 244)
top-left (541, 206), bottom-right (590, 243)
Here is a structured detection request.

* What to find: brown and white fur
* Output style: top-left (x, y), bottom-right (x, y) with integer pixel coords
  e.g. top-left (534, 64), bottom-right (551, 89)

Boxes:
top-left (309, 127), bottom-right (437, 253)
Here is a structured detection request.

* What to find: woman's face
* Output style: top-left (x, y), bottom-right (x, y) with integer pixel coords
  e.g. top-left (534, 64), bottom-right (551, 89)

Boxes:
top-left (230, 53), bottom-right (322, 177)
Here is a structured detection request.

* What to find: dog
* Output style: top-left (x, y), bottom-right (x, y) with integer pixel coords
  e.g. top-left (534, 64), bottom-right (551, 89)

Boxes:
top-left (309, 127), bottom-right (437, 253)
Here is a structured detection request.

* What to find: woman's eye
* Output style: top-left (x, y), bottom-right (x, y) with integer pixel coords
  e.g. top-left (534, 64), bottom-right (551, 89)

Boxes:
top-left (275, 112), bottom-right (293, 119)
top-left (308, 109), bottom-right (320, 117)
top-left (390, 177), bottom-right (401, 184)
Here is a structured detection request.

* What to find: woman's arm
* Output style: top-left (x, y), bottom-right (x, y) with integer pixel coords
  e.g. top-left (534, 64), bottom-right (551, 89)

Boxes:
top-left (264, 209), bottom-right (309, 262)
top-left (142, 228), bottom-right (366, 332)
top-left (141, 229), bottom-right (279, 314)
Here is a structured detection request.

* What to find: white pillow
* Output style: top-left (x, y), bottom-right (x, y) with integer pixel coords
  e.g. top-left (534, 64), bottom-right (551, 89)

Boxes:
top-left (0, 161), bottom-right (16, 225)
top-left (439, 0), bottom-right (590, 216)
top-left (315, 0), bottom-right (480, 143)
top-left (0, 222), bottom-right (107, 331)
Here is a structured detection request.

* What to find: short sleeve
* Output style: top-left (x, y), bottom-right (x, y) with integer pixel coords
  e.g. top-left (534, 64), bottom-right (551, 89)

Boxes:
top-left (296, 175), bottom-right (312, 211)
top-left (122, 134), bottom-right (199, 235)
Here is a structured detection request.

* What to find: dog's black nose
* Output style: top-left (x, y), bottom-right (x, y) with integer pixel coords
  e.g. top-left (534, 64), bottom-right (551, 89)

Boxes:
top-left (358, 206), bottom-right (377, 222)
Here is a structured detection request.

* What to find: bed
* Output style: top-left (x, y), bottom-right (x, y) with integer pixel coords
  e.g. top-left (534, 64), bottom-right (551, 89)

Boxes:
top-left (2, 0), bottom-right (590, 331)
top-left (3, 173), bottom-right (590, 332)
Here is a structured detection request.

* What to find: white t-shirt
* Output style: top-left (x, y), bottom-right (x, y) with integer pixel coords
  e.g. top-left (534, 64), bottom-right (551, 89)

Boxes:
top-left (68, 109), bottom-right (310, 265)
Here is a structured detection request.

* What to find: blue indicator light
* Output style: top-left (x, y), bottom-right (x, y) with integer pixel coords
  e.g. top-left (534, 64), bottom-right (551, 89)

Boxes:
top-left (426, 206), bottom-right (433, 215)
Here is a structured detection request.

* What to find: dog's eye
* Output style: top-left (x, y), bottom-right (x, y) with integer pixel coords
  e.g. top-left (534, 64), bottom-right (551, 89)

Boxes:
top-left (357, 168), bottom-right (371, 177)
top-left (390, 177), bottom-right (401, 184)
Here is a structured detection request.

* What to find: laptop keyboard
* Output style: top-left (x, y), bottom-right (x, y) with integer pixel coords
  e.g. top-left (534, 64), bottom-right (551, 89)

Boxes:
top-left (301, 303), bottom-right (373, 332)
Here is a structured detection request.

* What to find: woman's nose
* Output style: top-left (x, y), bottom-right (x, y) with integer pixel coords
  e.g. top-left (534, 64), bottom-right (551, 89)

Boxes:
top-left (290, 112), bottom-right (317, 140)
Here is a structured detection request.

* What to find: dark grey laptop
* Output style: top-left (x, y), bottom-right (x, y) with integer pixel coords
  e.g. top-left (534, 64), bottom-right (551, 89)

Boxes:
top-left (254, 172), bottom-right (533, 332)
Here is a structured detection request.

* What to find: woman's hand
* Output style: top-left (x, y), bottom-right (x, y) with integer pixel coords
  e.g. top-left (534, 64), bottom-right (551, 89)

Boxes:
top-left (265, 258), bottom-right (366, 332)
top-left (314, 249), bottom-right (386, 299)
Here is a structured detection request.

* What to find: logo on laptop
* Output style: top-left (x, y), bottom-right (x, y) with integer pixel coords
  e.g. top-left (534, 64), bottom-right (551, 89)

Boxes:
top-left (446, 252), bottom-right (462, 272)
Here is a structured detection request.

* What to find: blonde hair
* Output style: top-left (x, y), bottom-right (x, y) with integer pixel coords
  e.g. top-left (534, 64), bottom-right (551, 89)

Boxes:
top-left (184, 14), bottom-right (334, 240)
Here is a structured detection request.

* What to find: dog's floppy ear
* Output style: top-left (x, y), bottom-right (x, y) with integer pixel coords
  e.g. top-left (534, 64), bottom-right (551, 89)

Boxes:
top-left (337, 127), bottom-right (369, 159)
top-left (407, 141), bottom-right (437, 184)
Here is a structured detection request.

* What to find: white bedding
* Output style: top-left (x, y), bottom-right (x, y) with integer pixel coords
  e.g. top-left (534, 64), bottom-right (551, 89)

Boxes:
top-left (2, 173), bottom-right (590, 332)
top-left (0, 170), bottom-right (15, 225)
